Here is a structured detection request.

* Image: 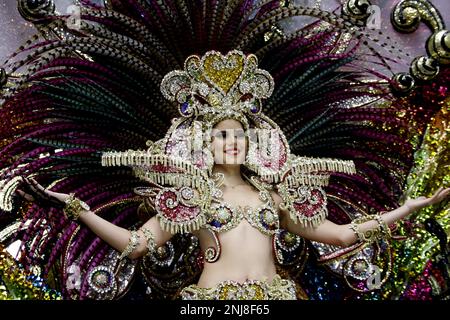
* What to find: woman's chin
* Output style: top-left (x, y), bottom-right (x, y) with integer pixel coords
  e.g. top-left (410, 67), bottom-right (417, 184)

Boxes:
top-left (225, 155), bottom-right (245, 165)
top-left (214, 155), bottom-right (245, 165)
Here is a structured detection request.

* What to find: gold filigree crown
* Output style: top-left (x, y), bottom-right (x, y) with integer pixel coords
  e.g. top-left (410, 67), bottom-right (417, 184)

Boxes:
top-left (160, 50), bottom-right (274, 122)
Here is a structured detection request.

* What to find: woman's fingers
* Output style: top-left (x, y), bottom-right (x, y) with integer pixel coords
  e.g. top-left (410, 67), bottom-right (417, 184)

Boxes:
top-left (28, 177), bottom-right (61, 199)
top-left (14, 176), bottom-right (66, 209)
top-left (21, 177), bottom-right (54, 206)
top-left (435, 187), bottom-right (449, 198)
top-left (432, 187), bottom-right (443, 197)
top-left (29, 177), bottom-right (45, 189)
top-left (24, 177), bottom-right (49, 197)
top-left (438, 188), bottom-right (450, 200)
top-left (430, 187), bottom-right (450, 204)
top-left (16, 189), bottom-right (35, 201)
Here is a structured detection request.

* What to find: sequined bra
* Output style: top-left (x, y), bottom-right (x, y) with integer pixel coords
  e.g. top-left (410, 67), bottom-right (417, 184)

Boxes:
top-left (204, 188), bottom-right (280, 236)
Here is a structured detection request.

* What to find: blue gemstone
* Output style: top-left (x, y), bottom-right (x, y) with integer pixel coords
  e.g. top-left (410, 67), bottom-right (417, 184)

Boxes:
top-left (211, 220), bottom-right (221, 227)
top-left (181, 102), bottom-right (189, 114)
top-left (250, 104), bottom-right (259, 113)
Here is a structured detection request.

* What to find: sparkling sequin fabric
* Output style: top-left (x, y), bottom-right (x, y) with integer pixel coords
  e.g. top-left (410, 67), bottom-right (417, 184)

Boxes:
top-left (180, 275), bottom-right (297, 300)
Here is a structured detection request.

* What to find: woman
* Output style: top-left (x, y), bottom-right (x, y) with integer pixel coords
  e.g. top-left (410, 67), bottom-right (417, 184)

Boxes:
top-left (0, 0), bottom-right (448, 302)
top-left (18, 116), bottom-right (450, 300)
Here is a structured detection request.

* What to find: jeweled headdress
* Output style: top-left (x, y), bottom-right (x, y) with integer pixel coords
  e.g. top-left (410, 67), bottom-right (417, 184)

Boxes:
top-left (160, 50), bottom-right (274, 122)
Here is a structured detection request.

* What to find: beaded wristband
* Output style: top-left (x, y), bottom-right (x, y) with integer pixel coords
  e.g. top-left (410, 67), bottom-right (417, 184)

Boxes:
top-left (119, 230), bottom-right (140, 260)
top-left (141, 227), bottom-right (157, 255)
top-left (348, 214), bottom-right (392, 243)
top-left (374, 214), bottom-right (391, 238)
top-left (63, 193), bottom-right (90, 220)
top-left (349, 222), bottom-right (366, 242)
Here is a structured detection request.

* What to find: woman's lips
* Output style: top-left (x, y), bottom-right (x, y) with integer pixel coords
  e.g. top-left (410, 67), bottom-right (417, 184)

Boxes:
top-left (224, 148), bottom-right (240, 155)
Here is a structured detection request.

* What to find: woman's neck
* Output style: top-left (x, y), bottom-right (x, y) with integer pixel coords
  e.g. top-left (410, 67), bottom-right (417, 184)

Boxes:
top-left (212, 164), bottom-right (246, 188)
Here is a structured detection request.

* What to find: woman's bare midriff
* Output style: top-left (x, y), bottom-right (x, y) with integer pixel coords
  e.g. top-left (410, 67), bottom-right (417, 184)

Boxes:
top-left (194, 220), bottom-right (277, 288)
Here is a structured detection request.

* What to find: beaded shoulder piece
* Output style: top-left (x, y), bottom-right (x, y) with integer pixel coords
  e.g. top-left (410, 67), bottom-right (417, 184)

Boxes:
top-left (275, 156), bottom-right (356, 228)
top-left (102, 150), bottom-right (213, 234)
top-left (101, 120), bottom-right (217, 234)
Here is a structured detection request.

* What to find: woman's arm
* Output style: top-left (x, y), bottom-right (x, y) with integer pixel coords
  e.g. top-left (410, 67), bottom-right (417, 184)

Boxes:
top-left (78, 211), bottom-right (173, 259)
top-left (19, 179), bottom-right (173, 259)
top-left (275, 187), bottom-right (450, 247)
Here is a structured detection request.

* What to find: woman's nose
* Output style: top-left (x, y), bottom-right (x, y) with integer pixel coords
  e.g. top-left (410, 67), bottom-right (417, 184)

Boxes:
top-left (227, 136), bottom-right (238, 146)
top-left (224, 130), bottom-right (236, 145)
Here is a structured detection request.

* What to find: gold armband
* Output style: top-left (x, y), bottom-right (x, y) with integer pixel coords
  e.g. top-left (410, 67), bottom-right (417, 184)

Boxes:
top-left (63, 193), bottom-right (90, 220)
top-left (119, 230), bottom-right (140, 260)
top-left (141, 227), bottom-right (157, 255)
top-left (349, 213), bottom-right (391, 243)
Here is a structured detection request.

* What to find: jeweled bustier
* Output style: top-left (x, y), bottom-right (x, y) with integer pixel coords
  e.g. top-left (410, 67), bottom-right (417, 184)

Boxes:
top-left (205, 194), bottom-right (279, 236)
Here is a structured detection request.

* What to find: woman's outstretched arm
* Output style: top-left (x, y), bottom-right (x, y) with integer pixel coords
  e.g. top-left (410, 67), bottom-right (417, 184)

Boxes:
top-left (275, 187), bottom-right (450, 247)
top-left (18, 179), bottom-right (173, 259)
top-left (77, 211), bottom-right (173, 259)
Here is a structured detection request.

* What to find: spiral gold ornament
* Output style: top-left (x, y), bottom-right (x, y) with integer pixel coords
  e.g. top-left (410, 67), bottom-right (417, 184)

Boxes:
top-left (390, 1), bottom-right (447, 83)
top-left (426, 30), bottom-right (450, 65)
top-left (391, 3), bottom-right (420, 33)
top-left (391, 72), bottom-right (415, 93)
top-left (204, 230), bottom-right (221, 263)
top-left (391, 0), bottom-right (444, 33)
top-left (410, 56), bottom-right (439, 81)
top-left (343, 0), bottom-right (371, 20)
top-left (17, 0), bottom-right (55, 22)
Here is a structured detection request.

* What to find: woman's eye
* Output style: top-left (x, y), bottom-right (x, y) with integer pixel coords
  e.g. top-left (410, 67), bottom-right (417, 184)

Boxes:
top-left (235, 130), bottom-right (246, 139)
top-left (214, 131), bottom-right (227, 139)
top-left (213, 129), bottom-right (245, 139)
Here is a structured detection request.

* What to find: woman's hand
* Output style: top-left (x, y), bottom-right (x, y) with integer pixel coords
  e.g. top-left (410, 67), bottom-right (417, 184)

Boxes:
top-left (404, 187), bottom-right (450, 214)
top-left (16, 177), bottom-right (69, 208)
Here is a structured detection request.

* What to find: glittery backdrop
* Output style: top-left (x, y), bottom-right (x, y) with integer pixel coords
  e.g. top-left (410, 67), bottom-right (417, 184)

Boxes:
top-left (383, 68), bottom-right (450, 299)
top-left (1, 0), bottom-right (450, 72)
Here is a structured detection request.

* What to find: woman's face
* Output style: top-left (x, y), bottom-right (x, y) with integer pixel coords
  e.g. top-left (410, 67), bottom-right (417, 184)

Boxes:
top-left (211, 119), bottom-right (247, 166)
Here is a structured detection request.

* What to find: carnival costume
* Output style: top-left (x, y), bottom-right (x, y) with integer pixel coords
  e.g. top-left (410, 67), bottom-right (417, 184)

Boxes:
top-left (0, 0), bottom-right (449, 300)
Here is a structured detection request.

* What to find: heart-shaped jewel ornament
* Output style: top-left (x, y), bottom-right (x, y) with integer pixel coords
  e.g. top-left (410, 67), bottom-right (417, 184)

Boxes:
top-left (202, 51), bottom-right (245, 94)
